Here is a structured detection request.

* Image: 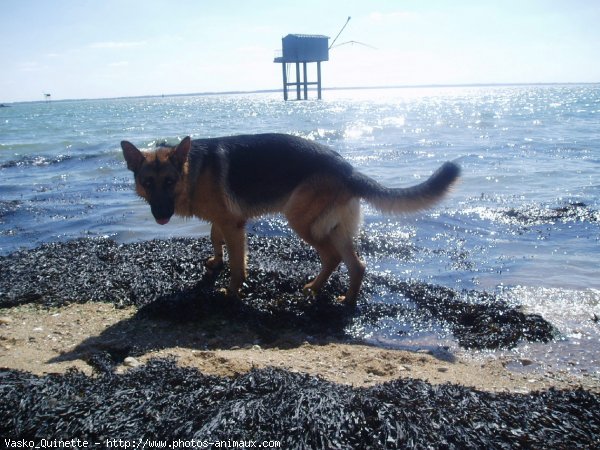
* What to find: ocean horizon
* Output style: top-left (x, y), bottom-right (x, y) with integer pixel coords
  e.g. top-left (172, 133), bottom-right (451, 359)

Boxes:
top-left (3, 81), bottom-right (599, 105)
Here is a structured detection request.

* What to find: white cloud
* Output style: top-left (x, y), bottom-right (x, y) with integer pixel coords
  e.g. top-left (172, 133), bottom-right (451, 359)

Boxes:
top-left (17, 61), bottom-right (43, 72)
top-left (108, 61), bottom-right (129, 67)
top-left (369, 11), bottom-right (418, 22)
top-left (89, 41), bottom-right (147, 49)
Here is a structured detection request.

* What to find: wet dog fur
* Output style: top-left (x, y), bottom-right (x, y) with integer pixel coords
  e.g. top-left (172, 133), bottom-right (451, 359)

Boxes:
top-left (121, 133), bottom-right (460, 304)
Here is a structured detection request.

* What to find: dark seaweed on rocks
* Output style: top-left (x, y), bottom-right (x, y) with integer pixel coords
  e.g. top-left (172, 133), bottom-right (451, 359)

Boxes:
top-left (1, 359), bottom-right (599, 449)
top-left (390, 281), bottom-right (557, 349)
top-left (502, 201), bottom-right (598, 226)
top-left (0, 236), bottom-right (557, 350)
top-left (0, 237), bottom-right (208, 308)
top-left (0, 236), bottom-right (591, 448)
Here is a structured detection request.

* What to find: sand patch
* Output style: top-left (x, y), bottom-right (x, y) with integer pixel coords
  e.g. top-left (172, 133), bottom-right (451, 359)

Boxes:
top-left (1, 302), bottom-right (597, 393)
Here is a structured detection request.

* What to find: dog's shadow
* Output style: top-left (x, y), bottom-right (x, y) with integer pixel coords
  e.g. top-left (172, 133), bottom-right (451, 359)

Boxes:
top-left (47, 270), bottom-right (382, 372)
top-left (47, 259), bottom-right (555, 373)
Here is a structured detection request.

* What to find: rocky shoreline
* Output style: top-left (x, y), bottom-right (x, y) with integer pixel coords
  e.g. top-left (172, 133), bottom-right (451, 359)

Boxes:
top-left (0, 235), bottom-right (558, 349)
top-left (1, 235), bottom-right (599, 448)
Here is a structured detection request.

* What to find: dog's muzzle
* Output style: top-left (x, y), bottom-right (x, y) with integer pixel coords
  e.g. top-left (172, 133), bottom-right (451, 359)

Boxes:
top-left (150, 204), bottom-right (173, 225)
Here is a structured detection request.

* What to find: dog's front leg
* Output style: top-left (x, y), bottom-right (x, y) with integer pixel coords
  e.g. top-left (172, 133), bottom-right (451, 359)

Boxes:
top-left (205, 224), bottom-right (225, 270)
top-left (220, 220), bottom-right (247, 298)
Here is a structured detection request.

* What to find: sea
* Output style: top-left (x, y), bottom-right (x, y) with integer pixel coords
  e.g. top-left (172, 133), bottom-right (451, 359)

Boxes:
top-left (1, 85), bottom-right (599, 376)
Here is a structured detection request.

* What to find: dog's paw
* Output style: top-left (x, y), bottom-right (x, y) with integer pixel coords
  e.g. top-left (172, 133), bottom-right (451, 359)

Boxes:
top-left (335, 295), bottom-right (357, 307)
top-left (302, 284), bottom-right (318, 298)
top-left (205, 256), bottom-right (224, 271)
top-left (219, 287), bottom-right (242, 299)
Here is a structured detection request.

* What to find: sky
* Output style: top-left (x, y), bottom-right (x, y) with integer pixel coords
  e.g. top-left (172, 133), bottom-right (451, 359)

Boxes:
top-left (1, 0), bottom-right (599, 103)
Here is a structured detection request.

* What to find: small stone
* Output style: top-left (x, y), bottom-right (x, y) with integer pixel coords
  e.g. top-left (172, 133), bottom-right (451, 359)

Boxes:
top-left (0, 316), bottom-right (13, 325)
top-left (123, 357), bottom-right (141, 368)
top-left (252, 344), bottom-right (262, 351)
top-left (437, 367), bottom-right (449, 373)
top-left (514, 387), bottom-right (530, 394)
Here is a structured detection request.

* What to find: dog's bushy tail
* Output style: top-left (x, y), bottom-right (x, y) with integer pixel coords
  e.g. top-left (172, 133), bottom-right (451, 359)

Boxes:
top-left (350, 162), bottom-right (461, 214)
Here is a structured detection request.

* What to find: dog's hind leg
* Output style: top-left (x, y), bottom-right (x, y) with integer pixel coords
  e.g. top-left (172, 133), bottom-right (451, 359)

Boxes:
top-left (286, 180), bottom-right (366, 303)
top-left (329, 225), bottom-right (365, 305)
top-left (284, 183), bottom-right (342, 297)
top-left (206, 224), bottom-right (225, 270)
top-left (302, 239), bottom-right (342, 297)
top-left (312, 198), bottom-right (365, 305)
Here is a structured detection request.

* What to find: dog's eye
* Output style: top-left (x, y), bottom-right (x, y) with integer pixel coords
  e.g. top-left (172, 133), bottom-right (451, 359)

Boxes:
top-left (164, 178), bottom-right (175, 187)
top-left (142, 179), bottom-right (153, 188)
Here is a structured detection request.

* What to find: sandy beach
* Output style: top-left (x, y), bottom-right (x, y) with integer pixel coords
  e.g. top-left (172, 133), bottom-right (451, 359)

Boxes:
top-left (1, 301), bottom-right (598, 394)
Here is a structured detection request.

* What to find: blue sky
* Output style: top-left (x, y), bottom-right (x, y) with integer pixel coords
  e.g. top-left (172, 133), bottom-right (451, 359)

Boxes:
top-left (1, 0), bottom-right (599, 102)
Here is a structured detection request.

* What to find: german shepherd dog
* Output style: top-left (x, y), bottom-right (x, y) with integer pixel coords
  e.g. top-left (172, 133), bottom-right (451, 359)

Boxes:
top-left (121, 133), bottom-right (460, 304)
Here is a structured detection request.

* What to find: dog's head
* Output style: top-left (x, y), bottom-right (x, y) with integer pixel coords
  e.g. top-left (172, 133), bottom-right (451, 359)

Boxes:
top-left (121, 137), bottom-right (191, 225)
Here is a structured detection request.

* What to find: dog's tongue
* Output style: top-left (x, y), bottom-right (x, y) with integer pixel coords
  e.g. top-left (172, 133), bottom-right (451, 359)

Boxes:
top-left (156, 218), bottom-right (170, 225)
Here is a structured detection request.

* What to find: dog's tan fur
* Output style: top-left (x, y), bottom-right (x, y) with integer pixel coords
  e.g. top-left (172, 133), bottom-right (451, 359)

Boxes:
top-left (122, 133), bottom-right (460, 304)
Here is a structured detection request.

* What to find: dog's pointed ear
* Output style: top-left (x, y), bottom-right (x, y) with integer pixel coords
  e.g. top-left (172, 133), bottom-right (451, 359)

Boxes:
top-left (121, 141), bottom-right (145, 172)
top-left (173, 136), bottom-right (191, 167)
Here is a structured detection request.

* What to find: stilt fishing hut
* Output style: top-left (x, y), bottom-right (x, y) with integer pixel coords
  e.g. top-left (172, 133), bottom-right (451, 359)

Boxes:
top-left (274, 34), bottom-right (329, 100)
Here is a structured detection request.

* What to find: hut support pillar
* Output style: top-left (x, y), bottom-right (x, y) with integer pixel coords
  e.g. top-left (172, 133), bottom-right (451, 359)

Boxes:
top-left (317, 61), bottom-right (322, 100)
top-left (281, 63), bottom-right (288, 101)
top-left (278, 60), bottom-right (324, 101)
top-left (303, 62), bottom-right (308, 100)
top-left (295, 63), bottom-right (301, 100)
